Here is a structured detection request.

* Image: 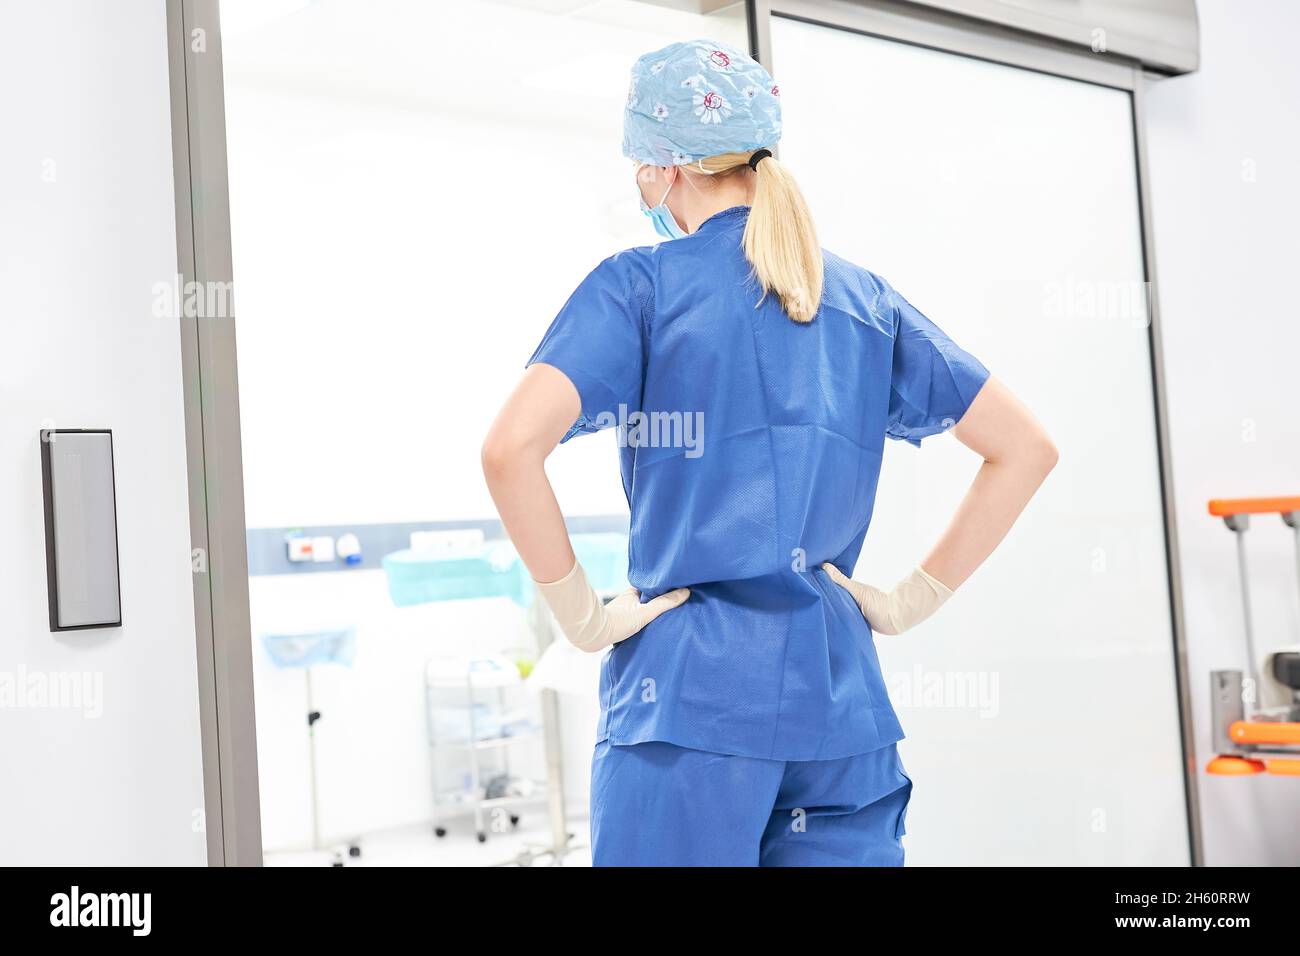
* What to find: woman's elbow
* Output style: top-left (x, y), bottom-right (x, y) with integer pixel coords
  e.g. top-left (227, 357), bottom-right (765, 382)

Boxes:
top-left (480, 431), bottom-right (517, 485)
top-left (1028, 430), bottom-right (1059, 477)
top-left (481, 427), bottom-right (544, 485)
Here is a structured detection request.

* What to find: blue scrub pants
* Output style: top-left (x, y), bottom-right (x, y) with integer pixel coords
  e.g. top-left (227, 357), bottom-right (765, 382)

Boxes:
top-left (589, 739), bottom-right (912, 866)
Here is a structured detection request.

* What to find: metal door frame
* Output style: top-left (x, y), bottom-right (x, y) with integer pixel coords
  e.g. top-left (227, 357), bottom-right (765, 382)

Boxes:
top-left (170, 0), bottom-right (1201, 865)
top-left (167, 0), bottom-right (261, 866)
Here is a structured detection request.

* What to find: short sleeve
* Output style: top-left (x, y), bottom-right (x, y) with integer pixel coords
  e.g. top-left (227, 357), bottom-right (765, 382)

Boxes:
top-left (883, 278), bottom-right (990, 447)
top-left (526, 251), bottom-right (652, 443)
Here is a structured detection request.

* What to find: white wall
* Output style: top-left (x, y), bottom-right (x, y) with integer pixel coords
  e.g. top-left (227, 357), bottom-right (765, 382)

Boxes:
top-left (219, 0), bottom-right (747, 529)
top-left (0, 1), bottom-right (207, 864)
top-left (1145, 0), bottom-right (1300, 866)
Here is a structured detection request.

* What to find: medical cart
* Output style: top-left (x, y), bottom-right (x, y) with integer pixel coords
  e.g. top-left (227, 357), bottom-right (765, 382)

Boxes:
top-left (385, 531), bottom-right (629, 865)
top-left (1205, 496), bottom-right (1300, 776)
top-left (425, 655), bottom-right (547, 844)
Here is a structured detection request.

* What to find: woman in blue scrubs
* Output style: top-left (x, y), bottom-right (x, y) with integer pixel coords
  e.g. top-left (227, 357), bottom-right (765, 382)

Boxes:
top-left (482, 39), bottom-right (1057, 866)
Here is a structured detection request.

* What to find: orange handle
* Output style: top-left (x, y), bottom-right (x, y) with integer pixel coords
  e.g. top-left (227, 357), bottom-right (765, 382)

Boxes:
top-left (1228, 720), bottom-right (1300, 745)
top-left (1206, 755), bottom-right (1265, 775)
top-left (1208, 496), bottom-right (1300, 517)
top-left (1205, 755), bottom-right (1300, 776)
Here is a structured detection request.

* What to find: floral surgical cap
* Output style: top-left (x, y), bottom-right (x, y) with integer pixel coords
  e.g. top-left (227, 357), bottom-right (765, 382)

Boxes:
top-left (622, 39), bottom-right (782, 167)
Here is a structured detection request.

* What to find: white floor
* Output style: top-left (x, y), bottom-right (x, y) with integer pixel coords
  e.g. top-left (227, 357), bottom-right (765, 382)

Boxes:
top-left (263, 816), bottom-right (593, 867)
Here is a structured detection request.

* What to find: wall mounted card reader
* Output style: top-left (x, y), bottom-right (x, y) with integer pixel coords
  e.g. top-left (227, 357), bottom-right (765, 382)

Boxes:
top-left (41, 429), bottom-right (123, 631)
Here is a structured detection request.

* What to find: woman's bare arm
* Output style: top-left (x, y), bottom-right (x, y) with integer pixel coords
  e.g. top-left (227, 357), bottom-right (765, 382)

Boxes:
top-left (919, 376), bottom-right (1058, 589)
top-left (483, 363), bottom-right (691, 650)
top-left (480, 363), bottom-right (583, 584)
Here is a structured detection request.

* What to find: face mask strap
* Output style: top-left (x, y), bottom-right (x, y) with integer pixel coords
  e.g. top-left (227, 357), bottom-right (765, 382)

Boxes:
top-left (636, 161), bottom-right (676, 207)
top-left (635, 161), bottom-right (688, 239)
top-left (656, 174), bottom-right (675, 207)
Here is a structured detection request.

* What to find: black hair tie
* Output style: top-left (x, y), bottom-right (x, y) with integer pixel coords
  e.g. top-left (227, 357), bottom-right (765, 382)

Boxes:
top-left (748, 148), bottom-right (773, 170)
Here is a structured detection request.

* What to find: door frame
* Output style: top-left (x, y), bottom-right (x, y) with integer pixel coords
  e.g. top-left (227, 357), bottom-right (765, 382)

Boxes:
top-left (167, 0), bottom-right (262, 867)
top-left (169, 0), bottom-right (1201, 865)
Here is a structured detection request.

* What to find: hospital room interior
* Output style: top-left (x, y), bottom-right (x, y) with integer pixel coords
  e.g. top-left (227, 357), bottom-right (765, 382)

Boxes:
top-left (5, 0), bottom-right (1300, 870)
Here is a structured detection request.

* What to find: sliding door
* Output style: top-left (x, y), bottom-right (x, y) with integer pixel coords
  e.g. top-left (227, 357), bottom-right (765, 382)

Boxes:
top-left (771, 15), bottom-right (1188, 865)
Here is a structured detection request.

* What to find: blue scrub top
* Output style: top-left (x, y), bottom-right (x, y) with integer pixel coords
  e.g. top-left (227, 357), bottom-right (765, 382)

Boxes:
top-left (528, 205), bottom-right (989, 761)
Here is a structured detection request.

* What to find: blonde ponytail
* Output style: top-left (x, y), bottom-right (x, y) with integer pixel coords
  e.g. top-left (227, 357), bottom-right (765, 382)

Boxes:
top-left (692, 149), bottom-right (823, 323)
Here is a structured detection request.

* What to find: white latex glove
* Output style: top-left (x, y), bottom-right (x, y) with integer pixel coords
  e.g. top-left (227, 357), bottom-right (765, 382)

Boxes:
top-left (534, 560), bottom-right (690, 653)
top-left (822, 563), bottom-right (953, 636)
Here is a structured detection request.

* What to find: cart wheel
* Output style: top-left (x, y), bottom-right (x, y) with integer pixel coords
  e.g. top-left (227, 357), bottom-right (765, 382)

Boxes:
top-left (509, 814), bottom-right (520, 827)
top-left (434, 826), bottom-right (447, 838)
top-left (476, 831), bottom-right (487, 844)
top-left (348, 844), bottom-right (361, 858)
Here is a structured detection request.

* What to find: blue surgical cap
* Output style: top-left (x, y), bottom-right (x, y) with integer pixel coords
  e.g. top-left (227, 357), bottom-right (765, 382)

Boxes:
top-left (622, 39), bottom-right (782, 167)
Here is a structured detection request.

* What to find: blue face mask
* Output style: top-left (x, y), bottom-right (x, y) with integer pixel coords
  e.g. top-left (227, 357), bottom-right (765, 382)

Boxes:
top-left (638, 169), bottom-right (687, 240)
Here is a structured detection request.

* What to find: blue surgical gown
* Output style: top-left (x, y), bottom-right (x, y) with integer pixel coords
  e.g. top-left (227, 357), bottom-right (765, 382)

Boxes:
top-left (528, 205), bottom-right (989, 761)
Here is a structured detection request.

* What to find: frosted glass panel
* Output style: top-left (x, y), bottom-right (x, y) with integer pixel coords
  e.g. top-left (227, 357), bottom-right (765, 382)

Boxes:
top-left (773, 17), bottom-right (1188, 865)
